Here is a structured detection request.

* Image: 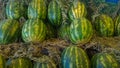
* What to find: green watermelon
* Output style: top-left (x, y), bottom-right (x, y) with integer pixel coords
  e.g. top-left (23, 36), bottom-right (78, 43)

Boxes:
top-left (6, 0), bottom-right (27, 19)
top-left (91, 53), bottom-right (119, 68)
top-left (68, 1), bottom-right (87, 21)
top-left (48, 0), bottom-right (62, 27)
top-left (0, 19), bottom-right (20, 44)
top-left (58, 23), bottom-right (70, 40)
top-left (7, 57), bottom-right (32, 68)
top-left (0, 55), bottom-right (6, 68)
top-left (115, 15), bottom-right (120, 36)
top-left (94, 14), bottom-right (114, 37)
top-left (69, 18), bottom-right (93, 44)
top-left (22, 18), bottom-right (46, 43)
top-left (28, 0), bottom-right (47, 19)
top-left (61, 46), bottom-right (90, 68)
top-left (33, 56), bottom-right (56, 68)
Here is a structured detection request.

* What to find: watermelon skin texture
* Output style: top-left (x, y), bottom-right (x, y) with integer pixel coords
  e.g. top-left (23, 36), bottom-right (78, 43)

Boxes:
top-left (6, 0), bottom-right (27, 19)
top-left (58, 23), bottom-right (70, 40)
top-left (91, 53), bottom-right (119, 68)
top-left (0, 55), bottom-right (6, 68)
top-left (33, 56), bottom-right (56, 68)
top-left (61, 46), bottom-right (90, 68)
top-left (22, 19), bottom-right (46, 43)
top-left (48, 0), bottom-right (62, 27)
top-left (69, 18), bottom-right (93, 44)
top-left (0, 19), bottom-right (20, 44)
top-left (115, 15), bottom-right (120, 36)
top-left (7, 57), bottom-right (32, 68)
top-left (68, 1), bottom-right (87, 21)
top-left (94, 14), bottom-right (114, 37)
top-left (28, 0), bottom-right (47, 19)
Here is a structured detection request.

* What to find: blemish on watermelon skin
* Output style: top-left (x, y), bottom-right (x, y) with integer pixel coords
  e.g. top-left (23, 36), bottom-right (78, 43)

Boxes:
top-left (105, 0), bottom-right (119, 4)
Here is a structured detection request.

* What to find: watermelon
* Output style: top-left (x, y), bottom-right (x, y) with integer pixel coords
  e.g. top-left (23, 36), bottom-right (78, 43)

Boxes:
top-left (115, 15), bottom-right (120, 36)
top-left (91, 53), bottom-right (119, 68)
top-left (69, 18), bottom-right (93, 44)
top-left (28, 0), bottom-right (47, 19)
top-left (0, 55), bottom-right (6, 68)
top-left (33, 56), bottom-right (56, 68)
top-left (7, 57), bottom-right (32, 68)
top-left (0, 19), bottom-right (20, 44)
top-left (48, 0), bottom-right (62, 27)
top-left (68, 1), bottom-right (87, 21)
top-left (61, 46), bottom-right (90, 68)
top-left (22, 18), bottom-right (46, 43)
top-left (6, 0), bottom-right (27, 19)
top-left (58, 23), bottom-right (70, 40)
top-left (94, 14), bottom-right (114, 37)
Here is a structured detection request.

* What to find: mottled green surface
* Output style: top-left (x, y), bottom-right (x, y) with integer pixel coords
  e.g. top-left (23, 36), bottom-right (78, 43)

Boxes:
top-left (69, 18), bottom-right (93, 44)
top-left (94, 14), bottom-right (114, 37)
top-left (61, 46), bottom-right (90, 68)
top-left (0, 19), bottom-right (20, 44)
top-left (48, 0), bottom-right (62, 27)
top-left (91, 53), bottom-right (119, 68)
top-left (28, 0), bottom-right (47, 19)
top-left (22, 18), bottom-right (46, 43)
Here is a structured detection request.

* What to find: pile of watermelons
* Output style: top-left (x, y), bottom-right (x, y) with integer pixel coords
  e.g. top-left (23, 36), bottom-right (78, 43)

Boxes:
top-left (0, 0), bottom-right (120, 68)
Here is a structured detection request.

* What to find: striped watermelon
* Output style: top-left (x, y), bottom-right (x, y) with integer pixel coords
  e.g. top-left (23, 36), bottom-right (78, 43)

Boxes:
top-left (33, 56), bottom-right (56, 68)
top-left (22, 18), bottom-right (46, 43)
top-left (0, 55), bottom-right (6, 68)
top-left (68, 1), bottom-right (87, 21)
top-left (58, 23), bottom-right (70, 40)
top-left (69, 18), bottom-right (93, 44)
top-left (6, 0), bottom-right (27, 19)
top-left (7, 57), bottom-right (32, 68)
top-left (91, 53), bottom-right (119, 68)
top-left (94, 14), bottom-right (114, 37)
top-left (28, 0), bottom-right (47, 19)
top-left (48, 0), bottom-right (62, 27)
top-left (61, 46), bottom-right (90, 68)
top-left (115, 15), bottom-right (120, 36)
top-left (0, 19), bottom-right (20, 44)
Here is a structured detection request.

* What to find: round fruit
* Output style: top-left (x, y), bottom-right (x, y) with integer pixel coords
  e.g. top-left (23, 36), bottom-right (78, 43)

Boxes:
top-left (33, 56), bottom-right (56, 68)
top-left (28, 0), bottom-right (47, 19)
top-left (0, 19), bottom-right (20, 44)
top-left (7, 57), bottom-right (32, 68)
top-left (91, 53), bottom-right (119, 68)
top-left (48, 0), bottom-right (62, 27)
top-left (94, 14), bottom-right (114, 37)
top-left (6, 0), bottom-right (27, 19)
top-left (68, 1), bottom-right (87, 21)
top-left (61, 46), bottom-right (90, 68)
top-left (22, 19), bottom-right (46, 43)
top-left (69, 18), bottom-right (93, 44)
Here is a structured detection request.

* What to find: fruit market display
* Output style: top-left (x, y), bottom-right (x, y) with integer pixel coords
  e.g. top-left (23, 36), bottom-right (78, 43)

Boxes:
top-left (0, 0), bottom-right (120, 68)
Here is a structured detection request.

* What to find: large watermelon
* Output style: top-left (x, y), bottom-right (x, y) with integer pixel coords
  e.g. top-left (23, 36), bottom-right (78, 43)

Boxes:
top-left (91, 53), bottom-right (119, 68)
top-left (6, 0), bottom-right (27, 19)
top-left (48, 0), bottom-right (62, 27)
top-left (115, 15), bottom-right (120, 36)
top-left (0, 19), bottom-right (20, 44)
top-left (61, 46), bottom-right (90, 68)
top-left (94, 14), bottom-right (114, 37)
top-left (28, 0), bottom-right (47, 19)
top-left (68, 0), bottom-right (87, 21)
top-left (7, 57), bottom-right (32, 68)
top-left (69, 18), bottom-right (93, 44)
top-left (22, 18), bottom-right (46, 43)
top-left (33, 56), bottom-right (56, 68)
top-left (0, 55), bottom-right (6, 68)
